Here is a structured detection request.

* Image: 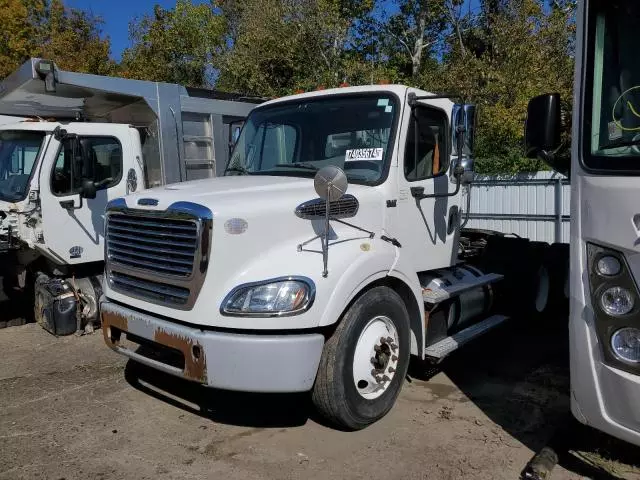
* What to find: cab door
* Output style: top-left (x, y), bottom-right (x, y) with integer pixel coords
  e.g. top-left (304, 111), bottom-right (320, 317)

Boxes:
top-left (395, 101), bottom-right (462, 271)
top-left (38, 127), bottom-right (130, 265)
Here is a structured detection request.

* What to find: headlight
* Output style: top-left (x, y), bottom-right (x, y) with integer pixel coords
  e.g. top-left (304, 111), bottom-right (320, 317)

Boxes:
top-left (597, 256), bottom-right (621, 276)
top-left (222, 277), bottom-right (314, 316)
top-left (600, 286), bottom-right (634, 316)
top-left (611, 328), bottom-right (640, 363)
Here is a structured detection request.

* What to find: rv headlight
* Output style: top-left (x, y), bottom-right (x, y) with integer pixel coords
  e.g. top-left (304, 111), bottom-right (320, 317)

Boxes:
top-left (221, 277), bottom-right (314, 316)
top-left (600, 286), bottom-right (634, 316)
top-left (611, 328), bottom-right (640, 363)
top-left (597, 256), bottom-right (621, 277)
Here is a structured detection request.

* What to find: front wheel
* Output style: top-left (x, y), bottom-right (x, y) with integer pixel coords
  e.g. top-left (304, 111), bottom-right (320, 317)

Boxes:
top-left (312, 286), bottom-right (411, 431)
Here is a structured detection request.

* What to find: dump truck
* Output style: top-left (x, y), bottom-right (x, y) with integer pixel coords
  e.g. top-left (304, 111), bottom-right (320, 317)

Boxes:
top-left (526, 0), bottom-right (640, 447)
top-left (0, 58), bottom-right (261, 335)
top-left (100, 84), bottom-right (565, 430)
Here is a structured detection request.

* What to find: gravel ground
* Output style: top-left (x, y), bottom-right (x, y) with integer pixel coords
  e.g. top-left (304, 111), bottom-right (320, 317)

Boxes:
top-left (0, 293), bottom-right (639, 480)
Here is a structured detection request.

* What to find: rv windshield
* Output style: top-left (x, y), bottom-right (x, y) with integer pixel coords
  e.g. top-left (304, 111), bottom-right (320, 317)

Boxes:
top-left (584, 0), bottom-right (640, 171)
top-left (225, 94), bottom-right (399, 185)
top-left (0, 130), bottom-right (45, 201)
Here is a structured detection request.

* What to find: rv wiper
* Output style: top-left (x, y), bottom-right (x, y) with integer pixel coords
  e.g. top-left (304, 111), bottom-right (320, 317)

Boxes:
top-left (274, 163), bottom-right (319, 170)
top-left (599, 138), bottom-right (640, 151)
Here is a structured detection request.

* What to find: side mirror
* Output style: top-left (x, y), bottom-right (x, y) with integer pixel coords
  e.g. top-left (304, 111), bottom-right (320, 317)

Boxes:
top-left (452, 104), bottom-right (477, 158)
top-left (525, 93), bottom-right (569, 175)
top-left (451, 157), bottom-right (475, 186)
top-left (80, 178), bottom-right (96, 199)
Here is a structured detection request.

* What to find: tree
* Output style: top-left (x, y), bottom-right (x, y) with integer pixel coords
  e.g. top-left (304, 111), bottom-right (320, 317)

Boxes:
top-left (421, 0), bottom-right (575, 173)
top-left (0, 0), bottom-right (113, 80)
top-left (41, 0), bottom-right (115, 75)
top-left (215, 0), bottom-right (381, 97)
top-left (119, 0), bottom-right (226, 87)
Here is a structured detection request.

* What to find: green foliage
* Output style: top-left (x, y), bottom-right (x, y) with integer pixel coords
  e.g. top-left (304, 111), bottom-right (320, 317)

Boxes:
top-left (119, 0), bottom-right (226, 86)
top-left (0, 0), bottom-right (112, 78)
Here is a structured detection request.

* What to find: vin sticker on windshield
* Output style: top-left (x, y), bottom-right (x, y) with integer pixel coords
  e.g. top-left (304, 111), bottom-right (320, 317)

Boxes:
top-left (345, 148), bottom-right (384, 161)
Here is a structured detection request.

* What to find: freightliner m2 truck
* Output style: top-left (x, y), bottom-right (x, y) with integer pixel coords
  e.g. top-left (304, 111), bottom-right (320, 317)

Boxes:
top-left (100, 84), bottom-right (561, 430)
top-left (0, 58), bottom-right (261, 335)
top-left (526, 0), bottom-right (640, 447)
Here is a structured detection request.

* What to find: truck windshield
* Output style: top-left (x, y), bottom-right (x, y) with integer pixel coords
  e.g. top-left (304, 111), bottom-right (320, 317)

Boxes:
top-left (0, 130), bottom-right (45, 201)
top-left (225, 94), bottom-right (399, 185)
top-left (584, 0), bottom-right (640, 171)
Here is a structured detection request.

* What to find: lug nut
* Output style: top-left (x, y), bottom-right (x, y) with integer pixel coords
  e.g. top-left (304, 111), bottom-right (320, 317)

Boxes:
top-left (380, 337), bottom-right (387, 344)
top-left (392, 355), bottom-right (398, 361)
top-left (388, 367), bottom-right (396, 373)
top-left (374, 345), bottom-right (382, 353)
top-left (386, 337), bottom-right (393, 343)
top-left (382, 375), bottom-right (390, 382)
top-left (370, 357), bottom-right (377, 364)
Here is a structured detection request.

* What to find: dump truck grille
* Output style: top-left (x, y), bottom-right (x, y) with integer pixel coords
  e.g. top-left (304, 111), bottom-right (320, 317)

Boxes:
top-left (105, 200), bottom-right (213, 310)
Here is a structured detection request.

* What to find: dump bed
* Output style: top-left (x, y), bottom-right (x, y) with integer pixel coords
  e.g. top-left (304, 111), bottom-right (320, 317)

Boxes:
top-left (0, 58), bottom-right (263, 187)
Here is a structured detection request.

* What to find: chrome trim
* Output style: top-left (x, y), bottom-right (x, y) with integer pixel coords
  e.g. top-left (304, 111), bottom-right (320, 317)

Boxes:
top-left (294, 194), bottom-right (359, 220)
top-left (105, 198), bottom-right (213, 310)
top-left (220, 276), bottom-right (316, 318)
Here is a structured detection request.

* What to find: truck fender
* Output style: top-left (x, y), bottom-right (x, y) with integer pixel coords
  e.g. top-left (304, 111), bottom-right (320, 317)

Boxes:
top-left (318, 249), bottom-right (425, 356)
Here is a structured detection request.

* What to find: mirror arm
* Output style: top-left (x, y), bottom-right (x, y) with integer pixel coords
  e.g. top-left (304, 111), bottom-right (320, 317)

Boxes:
top-left (59, 195), bottom-right (83, 211)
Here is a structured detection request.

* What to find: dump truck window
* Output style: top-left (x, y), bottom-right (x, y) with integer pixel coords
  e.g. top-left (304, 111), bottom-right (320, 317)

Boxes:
top-left (52, 136), bottom-right (123, 196)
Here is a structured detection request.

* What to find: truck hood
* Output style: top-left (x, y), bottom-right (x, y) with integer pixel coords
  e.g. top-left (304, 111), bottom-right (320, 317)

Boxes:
top-left (121, 175), bottom-right (379, 217)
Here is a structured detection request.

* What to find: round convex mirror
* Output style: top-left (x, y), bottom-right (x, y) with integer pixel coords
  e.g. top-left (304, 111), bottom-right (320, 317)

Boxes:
top-left (314, 165), bottom-right (348, 202)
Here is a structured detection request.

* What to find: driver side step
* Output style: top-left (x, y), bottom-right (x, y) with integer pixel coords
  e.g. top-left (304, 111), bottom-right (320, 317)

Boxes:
top-left (424, 314), bottom-right (509, 360)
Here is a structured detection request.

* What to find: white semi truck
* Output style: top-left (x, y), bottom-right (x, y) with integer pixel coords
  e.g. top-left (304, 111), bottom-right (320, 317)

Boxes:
top-left (0, 58), bottom-right (261, 335)
top-left (99, 84), bottom-right (566, 429)
top-left (525, 0), bottom-right (640, 447)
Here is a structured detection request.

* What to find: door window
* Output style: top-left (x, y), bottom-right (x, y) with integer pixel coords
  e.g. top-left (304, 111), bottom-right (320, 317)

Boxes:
top-left (404, 106), bottom-right (449, 181)
top-left (52, 137), bottom-right (122, 196)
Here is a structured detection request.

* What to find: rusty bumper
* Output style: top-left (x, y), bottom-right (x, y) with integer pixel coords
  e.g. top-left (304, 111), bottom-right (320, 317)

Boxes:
top-left (101, 300), bottom-right (325, 393)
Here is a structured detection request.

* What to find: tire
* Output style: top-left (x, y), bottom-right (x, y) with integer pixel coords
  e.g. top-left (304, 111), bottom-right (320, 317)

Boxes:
top-left (480, 236), bottom-right (550, 319)
top-left (544, 243), bottom-right (569, 317)
top-left (528, 241), bottom-right (551, 320)
top-left (312, 286), bottom-right (411, 431)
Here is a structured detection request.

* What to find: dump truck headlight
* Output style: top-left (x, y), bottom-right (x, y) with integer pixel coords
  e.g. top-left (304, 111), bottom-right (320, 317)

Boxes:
top-left (600, 286), bottom-right (634, 316)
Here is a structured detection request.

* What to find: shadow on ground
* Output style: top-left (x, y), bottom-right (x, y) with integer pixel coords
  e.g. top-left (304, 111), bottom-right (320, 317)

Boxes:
top-left (90, 307), bottom-right (640, 477)
top-left (124, 357), bottom-right (314, 429)
top-left (408, 318), bottom-right (640, 480)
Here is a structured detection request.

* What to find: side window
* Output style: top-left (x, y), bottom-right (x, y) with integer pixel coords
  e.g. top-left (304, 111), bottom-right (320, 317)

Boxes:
top-left (404, 106), bottom-right (448, 182)
top-left (52, 136), bottom-right (122, 196)
top-left (257, 123), bottom-right (297, 169)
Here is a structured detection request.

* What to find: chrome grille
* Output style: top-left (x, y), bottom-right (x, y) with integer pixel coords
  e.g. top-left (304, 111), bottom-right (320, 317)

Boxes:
top-left (107, 214), bottom-right (198, 277)
top-left (105, 199), bottom-right (213, 311)
top-left (109, 272), bottom-right (190, 306)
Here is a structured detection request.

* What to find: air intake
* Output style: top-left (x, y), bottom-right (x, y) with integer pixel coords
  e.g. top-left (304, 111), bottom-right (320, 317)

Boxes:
top-left (295, 195), bottom-right (359, 220)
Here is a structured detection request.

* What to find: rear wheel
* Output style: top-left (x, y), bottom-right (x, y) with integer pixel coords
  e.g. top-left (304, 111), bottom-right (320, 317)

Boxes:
top-left (312, 286), bottom-right (410, 431)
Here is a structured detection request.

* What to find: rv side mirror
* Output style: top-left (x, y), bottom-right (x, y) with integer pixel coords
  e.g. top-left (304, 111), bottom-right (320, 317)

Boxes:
top-left (525, 93), bottom-right (568, 175)
top-left (80, 179), bottom-right (96, 199)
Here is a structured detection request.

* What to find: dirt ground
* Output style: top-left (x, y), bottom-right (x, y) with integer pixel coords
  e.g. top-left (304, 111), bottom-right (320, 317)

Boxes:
top-left (1, 292), bottom-right (640, 480)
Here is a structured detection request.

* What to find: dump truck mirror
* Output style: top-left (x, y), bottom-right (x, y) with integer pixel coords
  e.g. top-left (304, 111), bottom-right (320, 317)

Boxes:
top-left (80, 179), bottom-right (96, 199)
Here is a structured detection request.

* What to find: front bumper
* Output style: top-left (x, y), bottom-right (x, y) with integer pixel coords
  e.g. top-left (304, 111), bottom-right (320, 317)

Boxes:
top-left (101, 300), bottom-right (325, 393)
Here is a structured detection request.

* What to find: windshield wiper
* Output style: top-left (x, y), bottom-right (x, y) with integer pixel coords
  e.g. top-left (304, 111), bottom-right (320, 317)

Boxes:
top-left (273, 163), bottom-right (319, 171)
top-left (599, 138), bottom-right (640, 151)
top-left (224, 165), bottom-right (251, 175)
